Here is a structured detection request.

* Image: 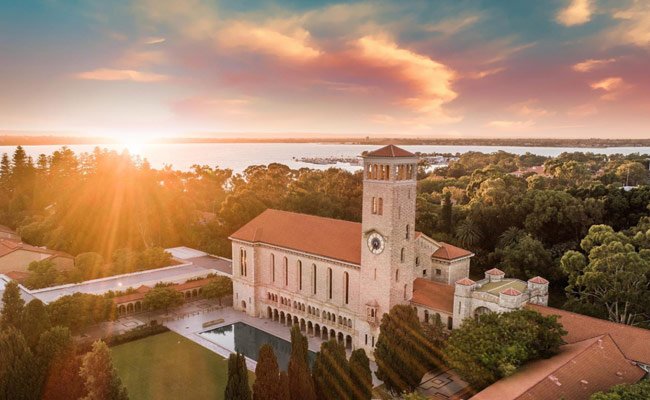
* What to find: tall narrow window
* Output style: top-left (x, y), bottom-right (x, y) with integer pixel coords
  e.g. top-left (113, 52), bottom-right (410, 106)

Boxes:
top-left (328, 268), bottom-right (333, 299)
top-left (344, 272), bottom-right (349, 305)
top-left (395, 269), bottom-right (399, 282)
top-left (312, 264), bottom-right (317, 294)
top-left (284, 257), bottom-right (288, 286)
top-left (378, 198), bottom-right (383, 215)
top-left (271, 253), bottom-right (275, 282)
top-left (298, 261), bottom-right (302, 290)
top-left (371, 197), bottom-right (377, 214)
top-left (240, 248), bottom-right (247, 276)
top-left (400, 248), bottom-right (405, 263)
top-left (403, 284), bottom-right (408, 300)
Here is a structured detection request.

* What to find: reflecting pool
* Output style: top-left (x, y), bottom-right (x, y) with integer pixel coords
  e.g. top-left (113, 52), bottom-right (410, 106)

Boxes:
top-left (200, 322), bottom-right (316, 370)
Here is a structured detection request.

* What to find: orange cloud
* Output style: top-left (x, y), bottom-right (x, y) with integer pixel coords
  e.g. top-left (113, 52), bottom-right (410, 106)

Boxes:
top-left (572, 58), bottom-right (616, 72)
top-left (607, 2), bottom-right (650, 47)
top-left (590, 77), bottom-right (629, 100)
top-left (217, 21), bottom-right (321, 62)
top-left (76, 68), bottom-right (169, 82)
top-left (556, 0), bottom-right (592, 26)
top-left (508, 100), bottom-right (554, 118)
top-left (355, 35), bottom-right (458, 123)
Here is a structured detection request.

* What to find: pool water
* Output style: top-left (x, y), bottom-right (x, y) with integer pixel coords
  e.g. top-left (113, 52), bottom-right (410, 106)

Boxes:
top-left (200, 322), bottom-right (316, 370)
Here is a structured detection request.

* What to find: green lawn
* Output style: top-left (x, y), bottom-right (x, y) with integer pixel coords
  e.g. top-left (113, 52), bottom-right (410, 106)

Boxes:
top-left (111, 331), bottom-right (254, 400)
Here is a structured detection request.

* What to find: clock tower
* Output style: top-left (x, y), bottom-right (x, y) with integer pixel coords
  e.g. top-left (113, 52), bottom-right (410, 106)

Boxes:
top-left (357, 145), bottom-right (418, 352)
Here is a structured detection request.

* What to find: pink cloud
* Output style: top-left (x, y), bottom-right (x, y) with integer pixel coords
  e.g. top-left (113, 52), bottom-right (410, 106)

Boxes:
top-left (76, 68), bottom-right (169, 82)
top-left (572, 58), bottom-right (616, 72)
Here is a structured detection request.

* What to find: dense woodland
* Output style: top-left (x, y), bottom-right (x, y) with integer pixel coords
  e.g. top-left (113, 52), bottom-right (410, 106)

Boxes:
top-left (1, 146), bottom-right (649, 327)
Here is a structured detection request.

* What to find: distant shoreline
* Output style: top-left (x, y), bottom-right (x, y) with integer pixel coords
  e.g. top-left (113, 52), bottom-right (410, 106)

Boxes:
top-left (1, 135), bottom-right (650, 148)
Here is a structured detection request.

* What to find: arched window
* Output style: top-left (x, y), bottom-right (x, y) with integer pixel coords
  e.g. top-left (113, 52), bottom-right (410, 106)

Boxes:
top-left (271, 253), bottom-right (275, 282)
top-left (312, 264), bottom-right (317, 295)
top-left (240, 248), bottom-right (247, 276)
top-left (395, 269), bottom-right (399, 282)
top-left (400, 248), bottom-right (405, 263)
top-left (298, 260), bottom-right (303, 291)
top-left (328, 268), bottom-right (333, 299)
top-left (344, 272), bottom-right (349, 305)
top-left (284, 257), bottom-right (289, 286)
top-left (406, 224), bottom-right (410, 239)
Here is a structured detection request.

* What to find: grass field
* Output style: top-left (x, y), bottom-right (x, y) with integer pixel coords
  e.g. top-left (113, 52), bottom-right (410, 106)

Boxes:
top-left (111, 331), bottom-right (254, 400)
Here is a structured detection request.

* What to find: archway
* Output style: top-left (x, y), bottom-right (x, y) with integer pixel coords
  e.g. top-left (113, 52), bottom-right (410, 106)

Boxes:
top-left (330, 329), bottom-right (336, 340)
top-left (346, 335), bottom-right (352, 350)
top-left (300, 318), bottom-right (306, 332)
top-left (337, 332), bottom-right (344, 344)
top-left (118, 305), bottom-right (125, 316)
top-left (267, 306), bottom-right (272, 319)
top-left (474, 306), bottom-right (491, 322)
top-left (314, 324), bottom-right (321, 337)
top-left (280, 311), bottom-right (286, 324)
top-left (293, 316), bottom-right (299, 326)
top-left (307, 321), bottom-right (313, 335)
top-left (127, 303), bottom-right (134, 314)
top-left (287, 313), bottom-right (292, 326)
top-left (241, 300), bottom-right (247, 310)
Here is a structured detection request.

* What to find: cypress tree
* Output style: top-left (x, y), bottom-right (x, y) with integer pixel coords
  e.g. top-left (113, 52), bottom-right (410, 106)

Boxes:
top-left (349, 349), bottom-right (372, 400)
top-left (0, 328), bottom-right (38, 400)
top-left (1, 280), bottom-right (25, 331)
top-left (441, 190), bottom-right (453, 233)
top-left (253, 344), bottom-right (280, 400)
top-left (278, 371), bottom-right (290, 400)
top-left (225, 352), bottom-right (251, 400)
top-left (312, 339), bottom-right (350, 400)
top-left (79, 341), bottom-right (128, 400)
top-left (288, 325), bottom-right (316, 400)
top-left (374, 305), bottom-right (437, 394)
top-left (21, 299), bottom-right (51, 349)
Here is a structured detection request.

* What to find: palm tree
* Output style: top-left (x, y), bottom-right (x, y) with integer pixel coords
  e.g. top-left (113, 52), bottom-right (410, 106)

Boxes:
top-left (455, 219), bottom-right (482, 247)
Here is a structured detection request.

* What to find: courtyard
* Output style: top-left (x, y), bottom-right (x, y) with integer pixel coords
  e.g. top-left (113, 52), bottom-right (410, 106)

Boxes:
top-left (111, 330), bottom-right (254, 400)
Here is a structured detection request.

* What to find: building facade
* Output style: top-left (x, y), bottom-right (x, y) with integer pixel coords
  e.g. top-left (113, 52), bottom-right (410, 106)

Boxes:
top-left (229, 145), bottom-right (548, 354)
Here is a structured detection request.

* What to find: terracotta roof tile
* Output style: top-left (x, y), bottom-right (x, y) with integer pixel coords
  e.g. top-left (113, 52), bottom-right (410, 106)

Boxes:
top-left (456, 277), bottom-right (476, 286)
top-left (364, 145), bottom-right (416, 158)
top-left (526, 304), bottom-right (650, 365)
top-left (486, 268), bottom-right (505, 275)
top-left (432, 242), bottom-right (474, 260)
top-left (0, 225), bottom-right (16, 235)
top-left (472, 335), bottom-right (645, 400)
top-left (230, 209), bottom-right (362, 264)
top-left (501, 288), bottom-right (522, 296)
top-left (175, 277), bottom-right (213, 291)
top-left (0, 239), bottom-right (73, 259)
top-left (528, 276), bottom-right (549, 284)
top-left (411, 278), bottom-right (454, 313)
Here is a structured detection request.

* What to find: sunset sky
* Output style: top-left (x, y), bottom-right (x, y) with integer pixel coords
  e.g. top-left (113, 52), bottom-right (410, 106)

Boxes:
top-left (1, 0), bottom-right (649, 139)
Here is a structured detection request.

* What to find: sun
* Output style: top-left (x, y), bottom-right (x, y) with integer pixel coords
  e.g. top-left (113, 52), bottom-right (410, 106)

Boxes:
top-left (116, 135), bottom-right (151, 155)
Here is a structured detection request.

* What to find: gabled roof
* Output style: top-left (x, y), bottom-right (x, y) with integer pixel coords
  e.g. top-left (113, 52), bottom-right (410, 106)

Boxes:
top-left (364, 145), bottom-right (416, 158)
top-left (471, 334), bottom-right (645, 400)
top-left (0, 239), bottom-right (74, 259)
top-left (230, 209), bottom-right (362, 265)
top-left (432, 241), bottom-right (474, 261)
top-left (527, 304), bottom-right (650, 365)
top-left (411, 278), bottom-right (455, 313)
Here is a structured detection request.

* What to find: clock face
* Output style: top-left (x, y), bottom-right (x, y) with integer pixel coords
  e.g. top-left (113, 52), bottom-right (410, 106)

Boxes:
top-left (367, 232), bottom-right (385, 254)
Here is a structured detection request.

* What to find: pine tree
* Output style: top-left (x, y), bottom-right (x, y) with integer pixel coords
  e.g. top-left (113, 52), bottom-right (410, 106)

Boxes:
top-left (312, 339), bottom-right (350, 400)
top-left (21, 299), bottom-right (51, 348)
top-left (0, 153), bottom-right (10, 190)
top-left (225, 352), bottom-right (251, 400)
top-left (253, 344), bottom-right (281, 400)
top-left (1, 280), bottom-right (25, 331)
top-left (288, 326), bottom-right (316, 400)
top-left (349, 349), bottom-right (372, 400)
top-left (374, 305), bottom-right (438, 394)
top-left (0, 328), bottom-right (39, 400)
top-left (79, 341), bottom-right (128, 400)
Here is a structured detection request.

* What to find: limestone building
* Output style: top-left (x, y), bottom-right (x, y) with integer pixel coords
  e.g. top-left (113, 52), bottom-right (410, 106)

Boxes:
top-left (230, 145), bottom-right (548, 353)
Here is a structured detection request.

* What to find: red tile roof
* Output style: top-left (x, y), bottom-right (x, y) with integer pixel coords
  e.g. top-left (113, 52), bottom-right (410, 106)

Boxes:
top-left (0, 225), bottom-right (16, 235)
top-left (501, 288), bottom-right (522, 296)
top-left (411, 278), bottom-right (455, 313)
top-left (432, 242), bottom-right (474, 260)
top-left (230, 209), bottom-right (362, 264)
top-left (528, 276), bottom-right (549, 284)
top-left (0, 239), bottom-right (73, 259)
top-left (527, 304), bottom-right (650, 365)
top-left (4, 270), bottom-right (30, 281)
top-left (364, 145), bottom-right (416, 158)
top-left (456, 277), bottom-right (476, 286)
top-left (175, 277), bottom-right (213, 291)
top-left (472, 334), bottom-right (645, 400)
top-left (485, 268), bottom-right (505, 275)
